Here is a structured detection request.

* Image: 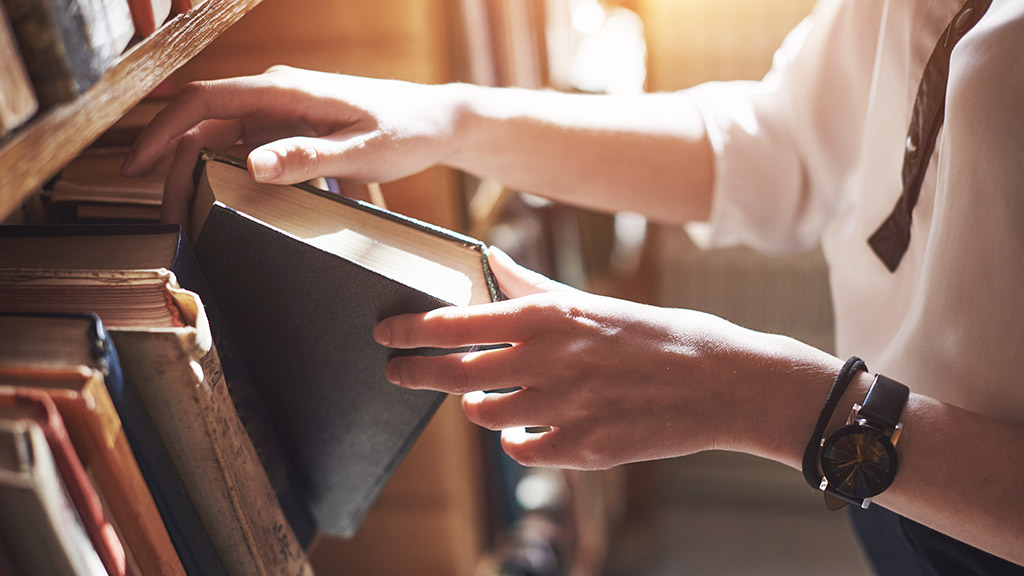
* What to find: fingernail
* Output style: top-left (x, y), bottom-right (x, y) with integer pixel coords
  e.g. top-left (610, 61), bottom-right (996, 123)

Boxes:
top-left (249, 149), bottom-right (282, 181)
top-left (373, 322), bottom-right (391, 345)
top-left (487, 246), bottom-right (513, 265)
top-left (384, 362), bottom-right (401, 385)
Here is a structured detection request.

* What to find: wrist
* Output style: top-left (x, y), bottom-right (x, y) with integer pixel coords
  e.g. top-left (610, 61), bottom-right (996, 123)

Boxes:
top-left (441, 82), bottom-right (491, 170)
top-left (824, 370), bottom-right (875, 436)
top-left (731, 336), bottom-right (850, 470)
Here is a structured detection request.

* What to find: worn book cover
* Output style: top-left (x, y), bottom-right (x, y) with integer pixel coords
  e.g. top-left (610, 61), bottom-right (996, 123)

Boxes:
top-left (0, 390), bottom-right (125, 576)
top-left (0, 273), bottom-right (222, 575)
top-left (0, 312), bottom-right (186, 576)
top-left (0, 269), bottom-right (311, 576)
top-left (0, 223), bottom-right (316, 546)
top-left (0, 417), bottom-right (106, 575)
top-left (190, 149), bottom-right (501, 537)
top-left (44, 148), bottom-right (164, 223)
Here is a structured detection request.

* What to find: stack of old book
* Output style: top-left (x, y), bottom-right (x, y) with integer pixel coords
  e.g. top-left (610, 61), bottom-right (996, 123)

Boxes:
top-left (41, 99), bottom-right (169, 224)
top-left (0, 150), bottom-right (501, 574)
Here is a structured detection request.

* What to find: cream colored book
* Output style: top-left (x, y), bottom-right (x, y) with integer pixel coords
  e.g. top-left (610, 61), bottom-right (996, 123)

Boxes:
top-left (0, 418), bottom-right (107, 576)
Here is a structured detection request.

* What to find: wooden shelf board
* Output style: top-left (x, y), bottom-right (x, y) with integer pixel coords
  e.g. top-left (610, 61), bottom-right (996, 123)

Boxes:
top-left (0, 0), bottom-right (263, 221)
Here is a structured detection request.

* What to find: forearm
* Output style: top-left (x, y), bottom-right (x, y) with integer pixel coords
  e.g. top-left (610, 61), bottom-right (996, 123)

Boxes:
top-left (375, 247), bottom-right (1024, 564)
top-left (444, 84), bottom-right (714, 225)
top-left (747, 341), bottom-right (1024, 565)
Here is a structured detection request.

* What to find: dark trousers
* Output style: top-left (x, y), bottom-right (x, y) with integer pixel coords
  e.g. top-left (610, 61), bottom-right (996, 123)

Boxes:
top-left (848, 505), bottom-right (1024, 576)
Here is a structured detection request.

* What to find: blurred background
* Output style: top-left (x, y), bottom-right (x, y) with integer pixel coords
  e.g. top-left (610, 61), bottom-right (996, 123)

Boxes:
top-left (171, 0), bottom-right (870, 574)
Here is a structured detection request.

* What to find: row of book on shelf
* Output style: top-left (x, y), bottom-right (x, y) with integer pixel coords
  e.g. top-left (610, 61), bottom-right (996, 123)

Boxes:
top-left (0, 0), bottom-right (204, 139)
top-left (0, 148), bottom-right (502, 575)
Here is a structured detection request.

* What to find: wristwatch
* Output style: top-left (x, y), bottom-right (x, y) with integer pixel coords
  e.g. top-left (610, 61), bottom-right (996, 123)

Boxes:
top-left (818, 374), bottom-right (909, 510)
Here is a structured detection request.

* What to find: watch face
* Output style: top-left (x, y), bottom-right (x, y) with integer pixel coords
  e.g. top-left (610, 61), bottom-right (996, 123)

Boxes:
top-left (820, 425), bottom-right (898, 499)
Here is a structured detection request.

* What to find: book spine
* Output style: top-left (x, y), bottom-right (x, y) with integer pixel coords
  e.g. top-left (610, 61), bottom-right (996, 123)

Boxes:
top-left (76, 319), bottom-right (188, 576)
top-left (112, 327), bottom-right (310, 576)
top-left (104, 330), bottom-right (229, 576)
top-left (0, 391), bottom-right (126, 576)
top-left (3, 0), bottom-right (104, 108)
top-left (124, 0), bottom-right (169, 38)
top-left (0, 420), bottom-right (108, 576)
top-left (0, 2), bottom-right (37, 135)
top-left (9, 368), bottom-right (188, 576)
top-left (87, 0), bottom-right (133, 63)
top-left (171, 228), bottom-right (317, 547)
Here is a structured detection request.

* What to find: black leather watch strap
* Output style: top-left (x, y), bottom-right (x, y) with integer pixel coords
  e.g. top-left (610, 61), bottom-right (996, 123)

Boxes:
top-left (802, 357), bottom-right (867, 490)
top-left (859, 374), bottom-right (910, 430)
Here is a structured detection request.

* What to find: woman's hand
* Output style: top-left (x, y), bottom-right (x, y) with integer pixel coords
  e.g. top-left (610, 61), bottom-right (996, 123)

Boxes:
top-left (374, 248), bottom-right (818, 470)
top-left (122, 65), bottom-right (466, 227)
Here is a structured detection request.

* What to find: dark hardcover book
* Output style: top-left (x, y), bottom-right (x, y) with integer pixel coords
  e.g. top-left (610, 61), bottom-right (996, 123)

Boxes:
top-left (0, 224), bottom-right (316, 547)
top-left (0, 532), bottom-right (22, 576)
top-left (189, 149), bottom-right (501, 537)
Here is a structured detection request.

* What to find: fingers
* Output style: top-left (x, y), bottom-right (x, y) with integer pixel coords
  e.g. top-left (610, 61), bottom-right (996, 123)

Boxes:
top-left (123, 73), bottom-right (309, 177)
top-left (501, 425), bottom-right (633, 470)
top-left (246, 131), bottom-right (380, 185)
top-left (383, 336), bottom-right (567, 395)
top-left (487, 247), bottom-right (574, 298)
top-left (462, 389), bottom-right (556, 430)
top-left (160, 119), bottom-right (245, 228)
top-left (385, 347), bottom-right (511, 393)
top-left (464, 393), bottom-right (594, 469)
top-left (500, 427), bottom-right (586, 469)
top-left (374, 253), bottom-right (575, 350)
top-left (374, 298), bottom-right (552, 350)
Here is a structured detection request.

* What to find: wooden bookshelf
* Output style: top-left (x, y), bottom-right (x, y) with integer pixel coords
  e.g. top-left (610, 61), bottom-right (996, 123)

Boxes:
top-left (0, 0), bottom-right (264, 222)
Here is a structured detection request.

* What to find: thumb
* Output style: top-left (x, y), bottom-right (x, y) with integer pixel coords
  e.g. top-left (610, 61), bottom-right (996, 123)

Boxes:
top-left (486, 247), bottom-right (575, 298)
top-left (247, 137), bottom-right (334, 184)
top-left (247, 132), bottom-right (380, 185)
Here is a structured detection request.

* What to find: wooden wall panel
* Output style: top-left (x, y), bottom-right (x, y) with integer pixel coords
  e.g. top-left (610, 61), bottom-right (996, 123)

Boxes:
top-left (635, 0), bottom-right (816, 91)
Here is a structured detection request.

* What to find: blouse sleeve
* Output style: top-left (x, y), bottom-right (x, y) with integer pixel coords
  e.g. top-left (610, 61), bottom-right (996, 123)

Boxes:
top-left (685, 0), bottom-right (884, 254)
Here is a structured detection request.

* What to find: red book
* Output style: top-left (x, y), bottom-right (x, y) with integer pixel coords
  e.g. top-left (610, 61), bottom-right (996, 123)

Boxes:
top-left (169, 0), bottom-right (204, 15)
top-left (127, 0), bottom-right (171, 38)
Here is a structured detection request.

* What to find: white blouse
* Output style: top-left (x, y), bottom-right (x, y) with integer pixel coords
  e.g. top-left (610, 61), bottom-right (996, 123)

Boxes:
top-left (688, 0), bottom-right (1024, 425)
